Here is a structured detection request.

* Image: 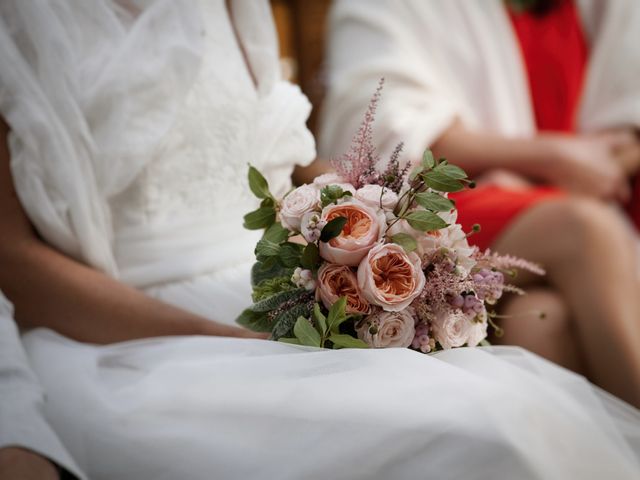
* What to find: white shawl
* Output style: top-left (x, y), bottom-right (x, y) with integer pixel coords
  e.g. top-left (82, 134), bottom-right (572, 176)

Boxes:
top-left (319, 0), bottom-right (640, 162)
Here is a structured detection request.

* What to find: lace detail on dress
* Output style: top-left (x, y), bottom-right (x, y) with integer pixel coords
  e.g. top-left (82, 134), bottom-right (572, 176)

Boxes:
top-left (110, 0), bottom-right (261, 228)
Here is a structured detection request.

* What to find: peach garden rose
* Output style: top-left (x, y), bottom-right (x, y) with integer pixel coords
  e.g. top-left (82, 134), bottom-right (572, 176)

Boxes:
top-left (317, 263), bottom-right (370, 314)
top-left (357, 243), bottom-right (426, 312)
top-left (318, 199), bottom-right (386, 266)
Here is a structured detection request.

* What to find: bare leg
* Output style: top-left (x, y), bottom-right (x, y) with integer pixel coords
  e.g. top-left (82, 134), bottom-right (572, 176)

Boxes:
top-left (494, 287), bottom-right (586, 374)
top-left (492, 196), bottom-right (640, 407)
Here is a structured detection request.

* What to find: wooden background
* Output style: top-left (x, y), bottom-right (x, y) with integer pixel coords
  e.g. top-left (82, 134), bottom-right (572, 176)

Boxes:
top-left (271, 0), bottom-right (333, 134)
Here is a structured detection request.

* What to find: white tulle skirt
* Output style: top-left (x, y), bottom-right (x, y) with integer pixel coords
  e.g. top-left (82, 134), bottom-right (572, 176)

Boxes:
top-left (22, 259), bottom-right (640, 479)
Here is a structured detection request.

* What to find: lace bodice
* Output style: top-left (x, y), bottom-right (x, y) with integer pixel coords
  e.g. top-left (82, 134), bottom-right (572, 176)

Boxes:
top-left (110, 0), bottom-right (261, 229)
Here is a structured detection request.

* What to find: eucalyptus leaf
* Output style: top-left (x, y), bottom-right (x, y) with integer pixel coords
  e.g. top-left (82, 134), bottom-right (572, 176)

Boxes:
top-left (243, 206), bottom-right (276, 230)
top-left (405, 210), bottom-right (448, 232)
top-left (414, 192), bottom-right (455, 212)
top-left (391, 233), bottom-right (418, 253)
top-left (294, 316), bottom-right (322, 347)
top-left (327, 297), bottom-right (348, 333)
top-left (320, 216), bottom-right (347, 243)
top-left (300, 243), bottom-right (320, 271)
top-left (329, 334), bottom-right (369, 349)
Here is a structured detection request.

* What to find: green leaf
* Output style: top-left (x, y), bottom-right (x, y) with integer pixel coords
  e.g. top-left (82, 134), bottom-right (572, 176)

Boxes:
top-left (313, 303), bottom-right (327, 335)
top-left (236, 309), bottom-right (273, 333)
top-left (408, 165), bottom-right (424, 181)
top-left (279, 242), bottom-right (304, 268)
top-left (422, 171), bottom-right (464, 193)
top-left (435, 163), bottom-right (468, 180)
top-left (251, 261), bottom-right (292, 286)
top-left (320, 216), bottom-right (347, 243)
top-left (260, 197), bottom-right (275, 208)
top-left (327, 296), bottom-right (348, 333)
top-left (248, 165), bottom-right (271, 199)
top-left (252, 276), bottom-right (295, 302)
top-left (391, 233), bottom-right (418, 253)
top-left (414, 192), bottom-right (455, 212)
top-left (320, 185), bottom-right (352, 208)
top-left (300, 243), bottom-right (320, 271)
top-left (255, 239), bottom-right (281, 260)
top-left (328, 334), bottom-right (369, 349)
top-left (421, 149), bottom-right (435, 169)
top-left (278, 337), bottom-right (301, 345)
top-left (263, 223), bottom-right (290, 243)
top-left (243, 207), bottom-right (276, 230)
top-left (294, 316), bottom-right (322, 347)
top-left (405, 210), bottom-right (448, 232)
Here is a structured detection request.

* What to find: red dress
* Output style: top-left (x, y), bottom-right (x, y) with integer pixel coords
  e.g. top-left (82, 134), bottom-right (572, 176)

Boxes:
top-left (452, 0), bottom-right (587, 250)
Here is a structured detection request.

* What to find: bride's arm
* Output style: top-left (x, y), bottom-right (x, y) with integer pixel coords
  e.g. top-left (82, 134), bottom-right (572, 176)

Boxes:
top-left (0, 121), bottom-right (264, 344)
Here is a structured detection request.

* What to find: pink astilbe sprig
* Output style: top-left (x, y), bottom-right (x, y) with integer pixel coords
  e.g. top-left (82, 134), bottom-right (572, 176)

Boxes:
top-left (474, 249), bottom-right (546, 276)
top-left (332, 78), bottom-right (385, 188)
top-left (412, 254), bottom-right (477, 323)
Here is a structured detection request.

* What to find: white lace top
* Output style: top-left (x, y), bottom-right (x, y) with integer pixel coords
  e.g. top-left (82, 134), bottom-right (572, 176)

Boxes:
top-left (0, 0), bottom-right (315, 285)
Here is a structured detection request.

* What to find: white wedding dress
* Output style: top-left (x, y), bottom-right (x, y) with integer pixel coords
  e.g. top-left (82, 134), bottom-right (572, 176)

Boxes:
top-left (1, 1), bottom-right (639, 479)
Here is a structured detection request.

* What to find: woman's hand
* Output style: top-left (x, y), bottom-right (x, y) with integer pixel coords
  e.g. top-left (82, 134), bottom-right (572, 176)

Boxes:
top-left (0, 448), bottom-right (60, 480)
top-left (541, 133), bottom-right (631, 202)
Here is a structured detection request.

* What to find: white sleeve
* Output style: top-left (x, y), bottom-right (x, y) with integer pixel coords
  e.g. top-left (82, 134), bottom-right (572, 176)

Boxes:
top-left (578, 0), bottom-right (640, 131)
top-left (318, 0), bottom-right (461, 164)
top-left (0, 293), bottom-right (85, 479)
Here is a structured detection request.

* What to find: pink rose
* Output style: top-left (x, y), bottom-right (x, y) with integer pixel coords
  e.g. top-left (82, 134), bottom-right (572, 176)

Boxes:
top-left (319, 199), bottom-right (386, 266)
top-left (357, 243), bottom-right (426, 311)
top-left (355, 185), bottom-right (398, 211)
top-left (357, 308), bottom-right (416, 348)
top-left (279, 184), bottom-right (320, 231)
top-left (317, 263), bottom-right (371, 314)
top-left (431, 310), bottom-right (473, 349)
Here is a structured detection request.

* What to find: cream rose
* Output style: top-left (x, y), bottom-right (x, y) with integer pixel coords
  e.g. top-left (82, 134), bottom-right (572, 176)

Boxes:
top-left (466, 312), bottom-right (489, 347)
top-left (357, 308), bottom-right (416, 348)
top-left (355, 184), bottom-right (399, 211)
top-left (431, 310), bottom-right (473, 349)
top-left (313, 173), bottom-right (356, 195)
top-left (319, 199), bottom-right (386, 266)
top-left (317, 263), bottom-right (370, 314)
top-left (357, 243), bottom-right (426, 312)
top-left (279, 184), bottom-right (320, 231)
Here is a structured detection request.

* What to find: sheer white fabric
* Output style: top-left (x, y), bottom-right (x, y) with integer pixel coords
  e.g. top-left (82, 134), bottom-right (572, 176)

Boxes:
top-left (318, 0), bottom-right (640, 162)
top-left (1, 1), bottom-right (639, 479)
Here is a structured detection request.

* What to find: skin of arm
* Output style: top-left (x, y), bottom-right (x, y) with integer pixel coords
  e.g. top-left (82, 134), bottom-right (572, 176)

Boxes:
top-left (431, 120), bottom-right (637, 202)
top-left (0, 120), bottom-right (265, 344)
top-left (292, 158), bottom-right (332, 186)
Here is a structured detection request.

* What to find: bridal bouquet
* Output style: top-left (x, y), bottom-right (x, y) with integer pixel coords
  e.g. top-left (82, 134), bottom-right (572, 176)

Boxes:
top-left (237, 81), bottom-right (543, 352)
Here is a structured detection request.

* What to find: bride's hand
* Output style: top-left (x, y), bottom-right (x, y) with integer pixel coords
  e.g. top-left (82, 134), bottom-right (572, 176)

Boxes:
top-left (0, 448), bottom-right (60, 480)
top-left (540, 133), bottom-right (630, 202)
top-left (201, 321), bottom-right (269, 340)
